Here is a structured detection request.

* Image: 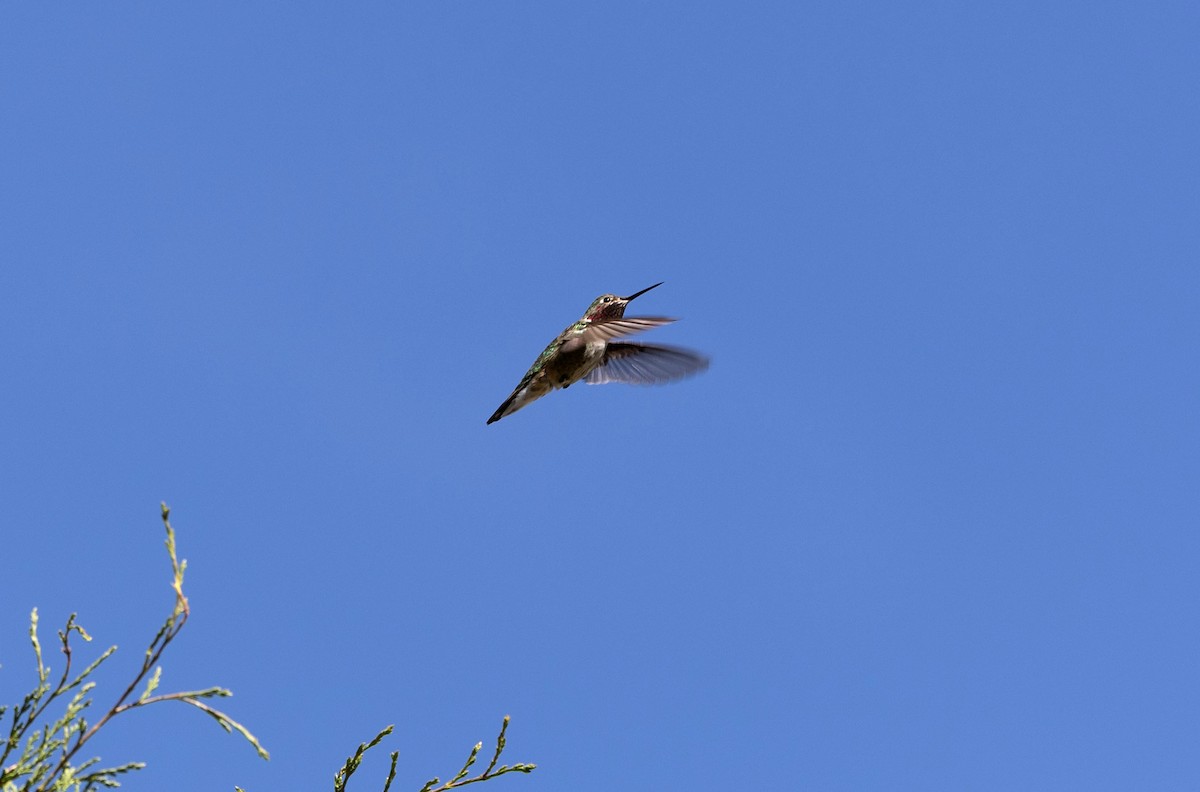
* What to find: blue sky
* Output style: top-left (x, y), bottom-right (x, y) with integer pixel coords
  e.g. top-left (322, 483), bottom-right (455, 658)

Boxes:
top-left (2, 2), bottom-right (1198, 790)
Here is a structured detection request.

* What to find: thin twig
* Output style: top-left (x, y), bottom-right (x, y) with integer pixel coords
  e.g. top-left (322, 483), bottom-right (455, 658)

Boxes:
top-left (30, 506), bottom-right (189, 792)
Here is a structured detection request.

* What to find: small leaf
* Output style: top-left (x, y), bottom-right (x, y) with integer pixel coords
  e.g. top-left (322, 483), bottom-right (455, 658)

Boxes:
top-left (30, 608), bottom-right (47, 684)
top-left (381, 751), bottom-right (398, 792)
top-left (139, 667), bottom-right (163, 703)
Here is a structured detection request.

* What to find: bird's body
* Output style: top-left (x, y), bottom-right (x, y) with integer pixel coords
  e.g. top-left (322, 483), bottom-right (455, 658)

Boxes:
top-left (487, 282), bottom-right (708, 424)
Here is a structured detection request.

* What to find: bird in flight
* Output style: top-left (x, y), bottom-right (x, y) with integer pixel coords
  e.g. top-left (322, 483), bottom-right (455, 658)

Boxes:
top-left (487, 282), bottom-right (709, 424)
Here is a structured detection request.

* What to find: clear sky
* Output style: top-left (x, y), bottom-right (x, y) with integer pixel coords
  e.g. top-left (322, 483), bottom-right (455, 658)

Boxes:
top-left (2, 3), bottom-right (1198, 790)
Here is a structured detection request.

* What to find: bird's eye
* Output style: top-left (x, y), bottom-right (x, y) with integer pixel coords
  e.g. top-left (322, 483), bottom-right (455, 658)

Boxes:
top-left (603, 297), bottom-right (612, 302)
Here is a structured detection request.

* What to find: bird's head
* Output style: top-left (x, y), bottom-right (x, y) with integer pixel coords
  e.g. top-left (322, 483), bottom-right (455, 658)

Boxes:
top-left (582, 281), bottom-right (663, 322)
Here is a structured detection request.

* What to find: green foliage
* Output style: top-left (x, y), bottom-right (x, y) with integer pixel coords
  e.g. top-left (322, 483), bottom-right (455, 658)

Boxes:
top-left (333, 718), bottom-right (535, 792)
top-left (1, 504), bottom-right (267, 792)
top-left (2, 504), bottom-right (536, 792)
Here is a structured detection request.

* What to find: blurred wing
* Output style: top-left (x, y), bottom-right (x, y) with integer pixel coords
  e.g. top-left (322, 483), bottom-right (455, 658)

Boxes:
top-left (584, 342), bottom-right (710, 385)
top-left (580, 316), bottom-right (676, 343)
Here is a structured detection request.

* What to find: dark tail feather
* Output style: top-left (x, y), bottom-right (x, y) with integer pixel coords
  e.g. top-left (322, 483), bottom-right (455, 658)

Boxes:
top-left (487, 396), bottom-right (514, 424)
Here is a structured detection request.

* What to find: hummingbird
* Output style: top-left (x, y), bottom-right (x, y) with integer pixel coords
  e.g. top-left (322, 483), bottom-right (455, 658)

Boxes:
top-left (487, 282), bottom-right (709, 424)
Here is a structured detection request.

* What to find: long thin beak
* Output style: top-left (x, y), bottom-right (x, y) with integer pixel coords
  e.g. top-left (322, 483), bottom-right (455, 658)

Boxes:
top-left (624, 281), bottom-right (664, 302)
